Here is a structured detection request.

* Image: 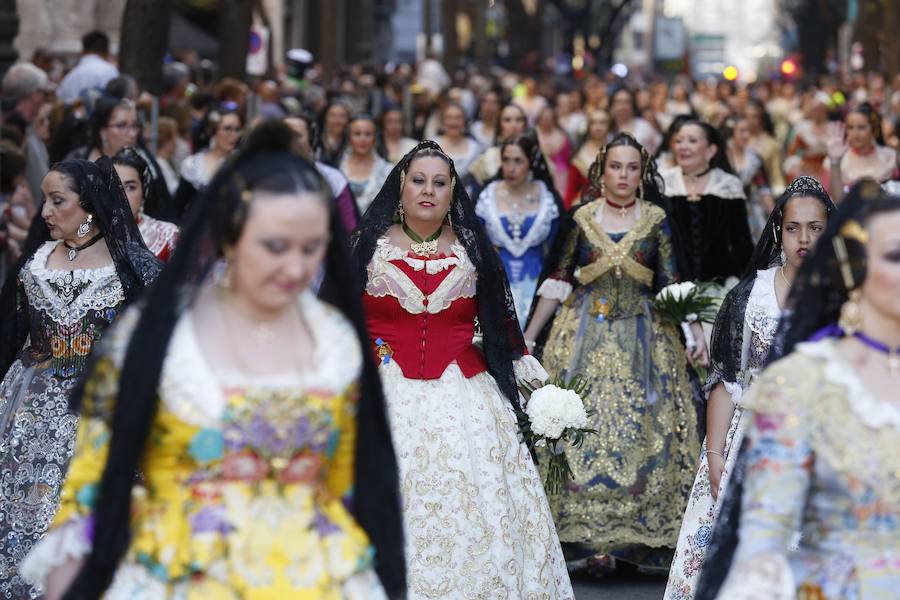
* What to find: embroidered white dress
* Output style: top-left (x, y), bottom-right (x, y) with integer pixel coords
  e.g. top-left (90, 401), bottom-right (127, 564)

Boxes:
top-left (363, 238), bottom-right (574, 599)
top-left (665, 267), bottom-right (782, 599)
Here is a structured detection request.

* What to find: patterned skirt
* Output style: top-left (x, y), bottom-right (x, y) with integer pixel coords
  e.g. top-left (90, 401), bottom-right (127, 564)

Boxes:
top-left (0, 358), bottom-right (78, 599)
top-left (539, 291), bottom-right (699, 568)
top-left (665, 405), bottom-right (749, 599)
top-left (379, 361), bottom-right (573, 599)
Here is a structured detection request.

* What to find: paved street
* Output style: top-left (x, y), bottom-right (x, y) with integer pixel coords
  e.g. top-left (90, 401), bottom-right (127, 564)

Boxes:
top-left (572, 572), bottom-right (666, 600)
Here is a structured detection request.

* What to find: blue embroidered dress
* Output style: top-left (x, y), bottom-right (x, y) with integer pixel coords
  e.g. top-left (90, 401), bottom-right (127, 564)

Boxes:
top-left (475, 180), bottom-right (559, 328)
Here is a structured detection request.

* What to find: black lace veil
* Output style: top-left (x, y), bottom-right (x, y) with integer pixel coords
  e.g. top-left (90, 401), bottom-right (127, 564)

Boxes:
top-left (694, 181), bottom-right (897, 599)
top-left (63, 124), bottom-right (405, 599)
top-left (706, 175), bottom-right (835, 392)
top-left (0, 158), bottom-right (161, 377)
top-left (349, 140), bottom-right (526, 407)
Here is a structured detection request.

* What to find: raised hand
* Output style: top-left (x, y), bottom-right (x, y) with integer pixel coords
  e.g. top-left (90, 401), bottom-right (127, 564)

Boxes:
top-left (825, 121), bottom-right (848, 163)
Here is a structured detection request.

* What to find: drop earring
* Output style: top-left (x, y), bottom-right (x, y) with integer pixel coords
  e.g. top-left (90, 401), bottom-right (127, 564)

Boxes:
top-left (397, 203), bottom-right (406, 224)
top-left (838, 289), bottom-right (863, 334)
top-left (77, 214), bottom-right (93, 238)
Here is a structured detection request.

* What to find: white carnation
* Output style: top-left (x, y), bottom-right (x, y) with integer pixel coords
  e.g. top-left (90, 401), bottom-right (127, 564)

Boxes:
top-left (657, 281), bottom-right (696, 302)
top-left (526, 385), bottom-right (589, 440)
top-left (678, 281), bottom-right (696, 297)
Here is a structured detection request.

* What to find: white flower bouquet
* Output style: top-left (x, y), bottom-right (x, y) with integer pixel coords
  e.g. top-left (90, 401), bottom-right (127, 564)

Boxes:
top-left (653, 282), bottom-right (718, 353)
top-left (518, 377), bottom-right (596, 495)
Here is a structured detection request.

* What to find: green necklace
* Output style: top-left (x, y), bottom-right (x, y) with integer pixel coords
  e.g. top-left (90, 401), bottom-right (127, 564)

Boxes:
top-left (403, 222), bottom-right (442, 256)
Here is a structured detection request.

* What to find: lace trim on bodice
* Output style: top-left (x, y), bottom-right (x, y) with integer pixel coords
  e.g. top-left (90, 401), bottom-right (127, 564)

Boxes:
top-left (796, 339), bottom-right (900, 432)
top-left (745, 267), bottom-right (781, 346)
top-left (158, 292), bottom-right (362, 427)
top-left (365, 237), bottom-right (477, 315)
top-left (475, 180), bottom-right (558, 258)
top-left (24, 241), bottom-right (124, 326)
top-left (661, 166), bottom-right (746, 199)
top-left (137, 215), bottom-right (179, 257)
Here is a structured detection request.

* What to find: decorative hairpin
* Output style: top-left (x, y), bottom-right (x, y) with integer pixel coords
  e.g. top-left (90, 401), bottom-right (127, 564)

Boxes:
top-left (840, 220), bottom-right (869, 245)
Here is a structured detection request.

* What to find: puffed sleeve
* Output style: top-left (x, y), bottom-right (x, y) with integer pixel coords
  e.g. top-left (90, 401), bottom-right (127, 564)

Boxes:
top-left (536, 217), bottom-right (581, 302)
top-left (716, 356), bottom-right (814, 599)
top-left (325, 383), bottom-right (359, 506)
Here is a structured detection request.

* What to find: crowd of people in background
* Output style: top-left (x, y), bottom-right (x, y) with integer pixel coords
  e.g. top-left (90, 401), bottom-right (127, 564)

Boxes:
top-left (0, 26), bottom-right (898, 600)
top-left (4, 30), bottom-right (900, 278)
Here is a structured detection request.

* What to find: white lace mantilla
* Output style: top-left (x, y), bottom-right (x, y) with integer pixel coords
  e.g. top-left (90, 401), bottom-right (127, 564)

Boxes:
top-left (797, 339), bottom-right (900, 432)
top-left (24, 241), bottom-right (124, 326)
top-left (158, 291), bottom-right (363, 428)
top-left (661, 166), bottom-right (746, 200)
top-left (365, 238), bottom-right (477, 315)
top-left (475, 180), bottom-right (559, 258)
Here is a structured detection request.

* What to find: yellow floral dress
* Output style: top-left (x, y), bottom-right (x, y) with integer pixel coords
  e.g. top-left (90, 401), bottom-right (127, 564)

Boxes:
top-left (21, 293), bottom-right (386, 599)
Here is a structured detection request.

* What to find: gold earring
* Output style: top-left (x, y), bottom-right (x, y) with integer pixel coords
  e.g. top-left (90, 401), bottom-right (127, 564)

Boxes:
top-left (446, 207), bottom-right (453, 229)
top-left (839, 288), bottom-right (863, 335)
top-left (600, 180), bottom-right (607, 199)
top-left (638, 180), bottom-right (644, 199)
top-left (397, 203), bottom-right (405, 224)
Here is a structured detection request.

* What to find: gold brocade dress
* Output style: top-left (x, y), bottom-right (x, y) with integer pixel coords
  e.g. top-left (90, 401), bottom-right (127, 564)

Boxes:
top-left (536, 201), bottom-right (699, 568)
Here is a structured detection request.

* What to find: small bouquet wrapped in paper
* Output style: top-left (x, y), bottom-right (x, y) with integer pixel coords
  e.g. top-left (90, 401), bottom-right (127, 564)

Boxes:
top-left (518, 377), bottom-right (596, 495)
top-left (653, 282), bottom-right (718, 353)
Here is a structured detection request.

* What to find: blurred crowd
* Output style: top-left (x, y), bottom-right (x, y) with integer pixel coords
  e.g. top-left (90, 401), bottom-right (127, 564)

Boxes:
top-left (3, 29), bottom-right (900, 285)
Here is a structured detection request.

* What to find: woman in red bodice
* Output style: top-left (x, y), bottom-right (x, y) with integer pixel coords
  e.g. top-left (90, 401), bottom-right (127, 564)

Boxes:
top-left (351, 141), bottom-right (573, 599)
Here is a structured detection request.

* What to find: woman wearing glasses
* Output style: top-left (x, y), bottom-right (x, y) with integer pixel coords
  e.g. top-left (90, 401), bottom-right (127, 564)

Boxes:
top-left (174, 106), bottom-right (243, 217)
top-left (67, 97), bottom-right (140, 162)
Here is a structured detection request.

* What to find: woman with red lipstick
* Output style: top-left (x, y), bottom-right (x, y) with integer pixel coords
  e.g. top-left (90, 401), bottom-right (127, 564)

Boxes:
top-left (660, 118), bottom-right (754, 284)
top-left (826, 102), bottom-right (896, 199)
top-left (523, 132), bottom-right (703, 574)
top-left (352, 141), bottom-right (573, 599)
top-left (665, 176), bottom-right (835, 600)
top-left (0, 158), bottom-right (160, 598)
